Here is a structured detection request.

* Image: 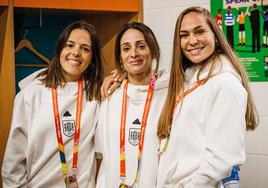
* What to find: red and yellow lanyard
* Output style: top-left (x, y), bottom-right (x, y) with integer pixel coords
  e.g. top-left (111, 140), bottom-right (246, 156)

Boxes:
top-left (120, 76), bottom-right (156, 185)
top-left (52, 79), bottom-right (83, 177)
top-left (175, 79), bottom-right (206, 108)
top-left (160, 79), bottom-right (206, 155)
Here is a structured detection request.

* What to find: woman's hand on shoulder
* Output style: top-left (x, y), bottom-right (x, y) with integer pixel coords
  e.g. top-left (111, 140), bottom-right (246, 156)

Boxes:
top-left (101, 69), bottom-right (126, 99)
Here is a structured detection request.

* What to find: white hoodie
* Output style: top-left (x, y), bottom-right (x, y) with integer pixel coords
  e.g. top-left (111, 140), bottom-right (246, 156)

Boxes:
top-left (96, 70), bottom-right (169, 188)
top-left (2, 70), bottom-right (99, 188)
top-left (156, 55), bottom-right (247, 188)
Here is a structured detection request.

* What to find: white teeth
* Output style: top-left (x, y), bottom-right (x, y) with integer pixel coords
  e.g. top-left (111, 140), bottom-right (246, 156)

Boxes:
top-left (68, 59), bottom-right (81, 66)
top-left (190, 48), bottom-right (201, 55)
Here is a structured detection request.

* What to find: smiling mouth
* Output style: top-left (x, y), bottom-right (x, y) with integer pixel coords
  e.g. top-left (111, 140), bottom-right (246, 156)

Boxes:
top-left (129, 59), bottom-right (143, 65)
top-left (188, 47), bottom-right (203, 55)
top-left (68, 59), bottom-right (81, 66)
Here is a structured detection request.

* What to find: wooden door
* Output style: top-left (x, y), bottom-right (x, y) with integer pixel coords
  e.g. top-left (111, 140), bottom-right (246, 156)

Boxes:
top-left (0, 1), bottom-right (15, 187)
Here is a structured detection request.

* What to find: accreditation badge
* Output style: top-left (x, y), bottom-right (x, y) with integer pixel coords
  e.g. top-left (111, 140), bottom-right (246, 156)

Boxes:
top-left (65, 175), bottom-right (78, 188)
top-left (119, 184), bottom-right (132, 188)
top-left (119, 183), bottom-right (137, 188)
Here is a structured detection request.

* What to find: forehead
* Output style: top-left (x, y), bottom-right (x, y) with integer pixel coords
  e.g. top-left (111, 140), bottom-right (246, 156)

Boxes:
top-left (180, 12), bottom-right (209, 31)
top-left (120, 29), bottom-right (145, 44)
top-left (68, 28), bottom-right (91, 43)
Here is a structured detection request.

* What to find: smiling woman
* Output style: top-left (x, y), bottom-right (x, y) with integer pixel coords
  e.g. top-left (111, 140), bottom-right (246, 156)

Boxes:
top-left (95, 22), bottom-right (169, 188)
top-left (60, 28), bottom-right (93, 82)
top-left (2, 20), bottom-right (104, 188)
top-left (179, 11), bottom-right (216, 64)
top-left (119, 28), bottom-right (153, 85)
top-left (156, 6), bottom-right (259, 188)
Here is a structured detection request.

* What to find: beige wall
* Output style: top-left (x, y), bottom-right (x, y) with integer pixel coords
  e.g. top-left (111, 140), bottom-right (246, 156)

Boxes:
top-left (143, 0), bottom-right (268, 187)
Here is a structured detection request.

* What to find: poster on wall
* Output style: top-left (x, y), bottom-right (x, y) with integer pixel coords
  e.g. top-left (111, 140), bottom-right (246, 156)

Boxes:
top-left (210, 0), bottom-right (268, 82)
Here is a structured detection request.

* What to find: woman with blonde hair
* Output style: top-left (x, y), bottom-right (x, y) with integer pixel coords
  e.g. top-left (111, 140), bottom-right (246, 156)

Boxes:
top-left (157, 6), bottom-right (258, 188)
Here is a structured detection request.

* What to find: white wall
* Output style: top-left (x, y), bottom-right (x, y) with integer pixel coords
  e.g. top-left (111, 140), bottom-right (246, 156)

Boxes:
top-left (143, 0), bottom-right (268, 187)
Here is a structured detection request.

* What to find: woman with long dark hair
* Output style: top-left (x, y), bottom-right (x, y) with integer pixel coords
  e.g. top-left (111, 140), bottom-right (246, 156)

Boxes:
top-left (2, 20), bottom-right (104, 188)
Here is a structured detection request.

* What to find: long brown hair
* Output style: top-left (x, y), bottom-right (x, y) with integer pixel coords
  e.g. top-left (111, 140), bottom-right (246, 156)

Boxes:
top-left (157, 6), bottom-right (258, 139)
top-left (37, 20), bottom-right (104, 101)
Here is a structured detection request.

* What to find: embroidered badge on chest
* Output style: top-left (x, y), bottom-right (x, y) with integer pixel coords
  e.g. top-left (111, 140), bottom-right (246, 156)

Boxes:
top-left (62, 111), bottom-right (75, 137)
top-left (128, 118), bottom-right (141, 146)
top-left (128, 128), bottom-right (140, 146)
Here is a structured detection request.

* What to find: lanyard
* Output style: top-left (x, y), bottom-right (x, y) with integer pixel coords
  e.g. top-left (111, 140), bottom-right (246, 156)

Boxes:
top-left (52, 79), bottom-right (83, 177)
top-left (174, 79), bottom-right (205, 108)
top-left (159, 79), bottom-right (205, 155)
top-left (119, 76), bottom-right (156, 185)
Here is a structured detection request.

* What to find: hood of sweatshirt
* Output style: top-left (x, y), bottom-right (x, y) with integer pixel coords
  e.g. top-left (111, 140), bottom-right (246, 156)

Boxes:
top-left (18, 68), bottom-right (45, 90)
top-left (184, 54), bottom-right (242, 89)
top-left (116, 68), bottom-right (169, 103)
top-left (18, 68), bottom-right (84, 97)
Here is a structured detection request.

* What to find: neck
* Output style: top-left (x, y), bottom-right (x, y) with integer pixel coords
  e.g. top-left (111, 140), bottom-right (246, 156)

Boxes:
top-left (127, 71), bottom-right (152, 85)
top-left (64, 74), bottom-right (83, 82)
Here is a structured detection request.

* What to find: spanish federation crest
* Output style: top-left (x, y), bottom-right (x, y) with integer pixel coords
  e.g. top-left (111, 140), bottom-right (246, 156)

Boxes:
top-left (128, 128), bottom-right (140, 146)
top-left (62, 120), bottom-right (75, 137)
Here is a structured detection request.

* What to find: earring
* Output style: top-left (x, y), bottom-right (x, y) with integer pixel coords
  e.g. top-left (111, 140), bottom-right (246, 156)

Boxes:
top-left (120, 62), bottom-right (124, 70)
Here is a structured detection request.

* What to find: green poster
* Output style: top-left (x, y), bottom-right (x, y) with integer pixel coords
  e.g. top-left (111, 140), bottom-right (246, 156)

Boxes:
top-left (210, 0), bottom-right (268, 82)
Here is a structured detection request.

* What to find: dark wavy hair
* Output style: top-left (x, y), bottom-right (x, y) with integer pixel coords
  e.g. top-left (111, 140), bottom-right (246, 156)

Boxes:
top-left (37, 20), bottom-right (104, 101)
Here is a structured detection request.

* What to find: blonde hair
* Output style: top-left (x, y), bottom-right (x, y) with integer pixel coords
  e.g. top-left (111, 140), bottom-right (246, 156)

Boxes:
top-left (157, 6), bottom-right (259, 139)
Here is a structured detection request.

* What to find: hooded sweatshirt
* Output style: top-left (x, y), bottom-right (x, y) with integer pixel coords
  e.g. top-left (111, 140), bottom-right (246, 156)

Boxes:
top-left (156, 55), bottom-right (247, 188)
top-left (2, 70), bottom-right (99, 188)
top-left (96, 70), bottom-right (169, 188)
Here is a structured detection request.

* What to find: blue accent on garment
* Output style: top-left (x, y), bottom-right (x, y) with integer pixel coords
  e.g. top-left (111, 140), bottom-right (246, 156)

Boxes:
top-left (222, 166), bottom-right (240, 184)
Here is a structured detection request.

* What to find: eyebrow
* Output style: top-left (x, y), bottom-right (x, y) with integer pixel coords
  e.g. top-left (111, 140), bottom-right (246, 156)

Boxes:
top-left (120, 40), bottom-right (146, 47)
top-left (67, 40), bottom-right (91, 48)
top-left (180, 25), bottom-right (203, 33)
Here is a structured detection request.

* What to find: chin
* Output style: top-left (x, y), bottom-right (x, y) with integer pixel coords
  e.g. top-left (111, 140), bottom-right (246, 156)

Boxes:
top-left (188, 58), bottom-right (202, 64)
top-left (129, 68), bottom-right (143, 74)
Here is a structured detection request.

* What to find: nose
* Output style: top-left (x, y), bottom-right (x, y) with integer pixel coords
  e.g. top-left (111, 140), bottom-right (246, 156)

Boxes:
top-left (189, 34), bottom-right (198, 45)
top-left (72, 46), bottom-right (81, 56)
top-left (130, 47), bottom-right (138, 58)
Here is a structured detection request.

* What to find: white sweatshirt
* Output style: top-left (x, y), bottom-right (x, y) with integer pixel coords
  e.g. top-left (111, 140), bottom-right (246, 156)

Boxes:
top-left (157, 55), bottom-right (247, 188)
top-left (2, 73), bottom-right (99, 188)
top-left (96, 71), bottom-right (169, 188)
